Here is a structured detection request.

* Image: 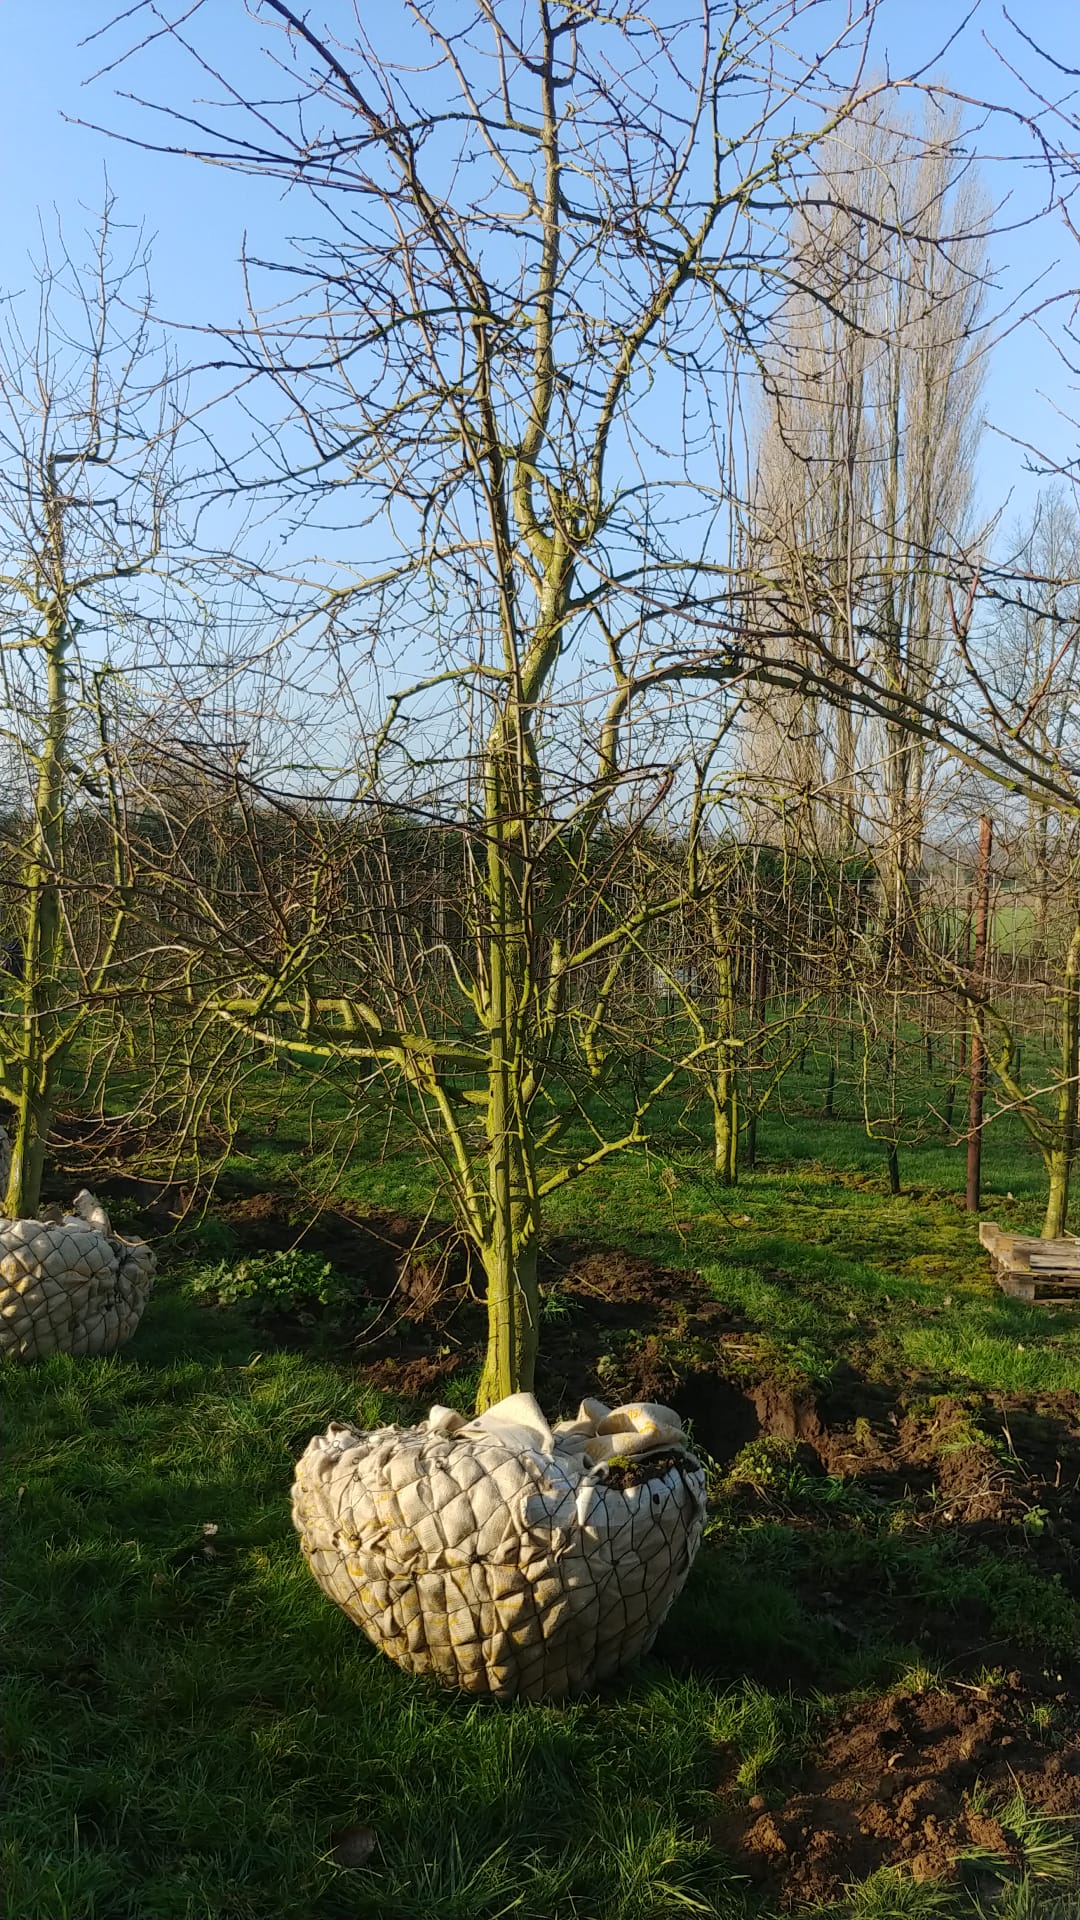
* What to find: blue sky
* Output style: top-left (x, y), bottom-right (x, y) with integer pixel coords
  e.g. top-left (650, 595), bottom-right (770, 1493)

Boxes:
top-left (1, 1), bottom-right (1077, 541)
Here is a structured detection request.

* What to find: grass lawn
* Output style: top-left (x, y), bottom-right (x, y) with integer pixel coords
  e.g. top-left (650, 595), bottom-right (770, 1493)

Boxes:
top-left (4, 1079), bottom-right (1080, 1918)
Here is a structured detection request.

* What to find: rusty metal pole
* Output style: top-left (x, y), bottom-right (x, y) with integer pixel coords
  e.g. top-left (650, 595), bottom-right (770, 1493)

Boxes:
top-left (966, 816), bottom-right (993, 1213)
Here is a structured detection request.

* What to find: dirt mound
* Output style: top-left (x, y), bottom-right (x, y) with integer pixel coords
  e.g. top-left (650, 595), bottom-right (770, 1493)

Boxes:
top-left (361, 1353), bottom-right (462, 1400)
top-left (713, 1679), bottom-right (1080, 1907)
top-left (808, 1387), bottom-right (1080, 1584)
top-left (668, 1358), bottom-right (1080, 1586)
top-left (534, 1237), bottom-right (744, 1413)
top-left (547, 1245), bottom-right (681, 1306)
top-left (222, 1192), bottom-right (411, 1268)
top-left (219, 1194), bottom-right (473, 1313)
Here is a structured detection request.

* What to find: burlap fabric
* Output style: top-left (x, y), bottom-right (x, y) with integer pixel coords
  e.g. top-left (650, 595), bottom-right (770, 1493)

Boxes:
top-left (0, 1183), bottom-right (156, 1361)
top-left (292, 1391), bottom-right (706, 1700)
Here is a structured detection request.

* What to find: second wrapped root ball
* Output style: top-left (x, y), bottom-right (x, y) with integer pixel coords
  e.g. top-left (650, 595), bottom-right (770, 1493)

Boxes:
top-left (0, 1187), bottom-right (156, 1361)
top-left (291, 1391), bottom-right (706, 1700)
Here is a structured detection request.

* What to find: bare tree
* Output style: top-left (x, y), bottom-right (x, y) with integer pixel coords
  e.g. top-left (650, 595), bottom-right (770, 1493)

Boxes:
top-left (988, 488), bottom-right (1080, 947)
top-left (0, 205), bottom-right (185, 1216)
top-left (93, 0), bottom-right (937, 1405)
top-left (747, 100), bottom-right (990, 942)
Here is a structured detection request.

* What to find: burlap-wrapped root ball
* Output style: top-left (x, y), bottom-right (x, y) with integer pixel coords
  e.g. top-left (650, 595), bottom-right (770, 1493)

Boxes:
top-left (0, 1187), bottom-right (156, 1362)
top-left (291, 1391), bottom-right (706, 1700)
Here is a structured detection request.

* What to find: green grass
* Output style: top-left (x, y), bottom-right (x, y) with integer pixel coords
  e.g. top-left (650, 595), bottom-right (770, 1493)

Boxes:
top-left (6, 1043), bottom-right (1080, 1918)
top-left (1, 1329), bottom-right (745, 1920)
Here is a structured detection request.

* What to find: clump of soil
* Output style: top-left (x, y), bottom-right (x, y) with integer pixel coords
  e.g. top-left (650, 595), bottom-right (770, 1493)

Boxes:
top-left (712, 1679), bottom-right (1080, 1907)
top-left (221, 1191), bottom-right (405, 1280)
top-left (602, 1449), bottom-right (698, 1491)
top-left (361, 1352), bottom-right (462, 1400)
top-left (533, 1237), bottom-right (746, 1412)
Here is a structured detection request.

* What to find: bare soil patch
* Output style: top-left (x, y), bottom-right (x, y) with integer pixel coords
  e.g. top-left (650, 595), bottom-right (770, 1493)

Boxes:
top-left (194, 1212), bottom-right (1080, 1601)
top-left (712, 1678), bottom-right (1080, 1907)
top-left (787, 1383), bottom-right (1080, 1588)
top-left (534, 1236), bottom-right (746, 1408)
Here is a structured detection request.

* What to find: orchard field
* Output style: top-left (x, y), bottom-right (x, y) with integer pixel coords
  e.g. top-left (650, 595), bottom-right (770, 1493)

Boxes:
top-left (5, 1046), bottom-right (1080, 1920)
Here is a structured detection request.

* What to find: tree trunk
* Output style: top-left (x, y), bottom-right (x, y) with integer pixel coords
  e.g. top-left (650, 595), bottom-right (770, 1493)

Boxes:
top-left (712, 1072), bottom-right (739, 1185)
top-left (711, 947), bottom-right (738, 1186)
top-left (477, 1200), bottom-right (541, 1409)
top-left (944, 1014), bottom-right (967, 1137)
top-left (5, 1079), bottom-right (53, 1221)
top-left (5, 604), bottom-right (68, 1219)
top-left (942, 1034), bottom-right (957, 1136)
top-left (882, 718), bottom-right (925, 964)
top-left (1034, 805), bottom-right (1050, 956)
top-left (475, 735), bottom-right (543, 1409)
top-left (1042, 921), bottom-right (1080, 1240)
top-left (966, 816), bottom-right (993, 1214)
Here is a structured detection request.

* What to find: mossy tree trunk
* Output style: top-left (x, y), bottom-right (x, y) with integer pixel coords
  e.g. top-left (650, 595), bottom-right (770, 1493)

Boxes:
top-left (475, 731), bottom-right (545, 1406)
top-left (4, 599), bottom-right (70, 1219)
top-left (709, 942), bottom-right (739, 1187)
top-left (1042, 920), bottom-right (1080, 1240)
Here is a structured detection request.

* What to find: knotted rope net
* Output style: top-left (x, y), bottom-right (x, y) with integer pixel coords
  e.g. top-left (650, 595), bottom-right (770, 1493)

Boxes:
top-left (0, 1148), bottom-right (156, 1362)
top-left (292, 1390), bottom-right (706, 1700)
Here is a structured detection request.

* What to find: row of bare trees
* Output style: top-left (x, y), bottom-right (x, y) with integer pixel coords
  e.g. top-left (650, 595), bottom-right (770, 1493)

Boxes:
top-left (744, 98), bottom-right (989, 931)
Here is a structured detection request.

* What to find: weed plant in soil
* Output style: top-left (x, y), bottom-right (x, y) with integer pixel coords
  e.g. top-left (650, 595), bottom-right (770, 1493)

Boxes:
top-left (5, 1084), bottom-right (1080, 1917)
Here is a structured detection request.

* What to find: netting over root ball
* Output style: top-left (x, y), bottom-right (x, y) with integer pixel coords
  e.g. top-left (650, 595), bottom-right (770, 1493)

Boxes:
top-left (291, 1391), bottom-right (706, 1701)
top-left (0, 1182), bottom-right (156, 1361)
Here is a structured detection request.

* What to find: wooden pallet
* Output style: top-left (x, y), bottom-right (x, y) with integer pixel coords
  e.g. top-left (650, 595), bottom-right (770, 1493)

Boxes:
top-left (979, 1221), bottom-right (1080, 1303)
